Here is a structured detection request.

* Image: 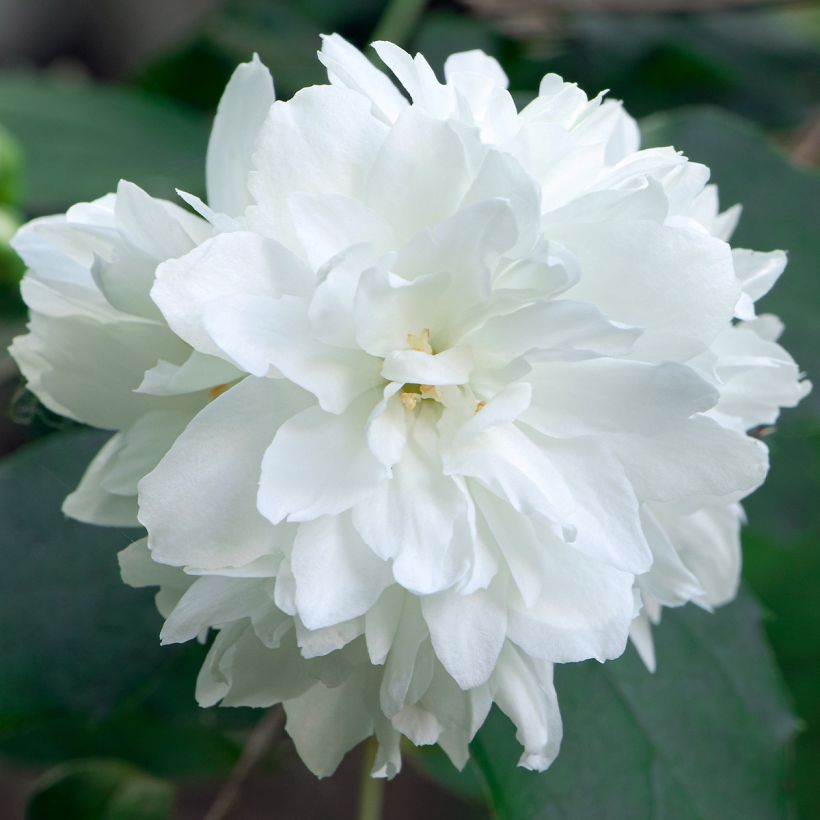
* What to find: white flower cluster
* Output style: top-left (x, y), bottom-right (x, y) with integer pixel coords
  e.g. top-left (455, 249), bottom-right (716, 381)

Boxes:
top-left (10, 36), bottom-right (809, 777)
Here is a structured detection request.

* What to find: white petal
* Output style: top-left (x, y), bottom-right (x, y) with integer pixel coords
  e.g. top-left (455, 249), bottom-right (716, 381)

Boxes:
top-left (203, 293), bottom-right (383, 412)
top-left (137, 350), bottom-right (242, 397)
top-left (353, 412), bottom-right (471, 594)
top-left (557, 219), bottom-right (738, 359)
top-left (12, 312), bottom-right (187, 430)
top-left (139, 377), bottom-right (310, 569)
top-left (365, 585), bottom-right (405, 665)
top-left (354, 268), bottom-right (451, 358)
top-left (319, 33), bottom-right (407, 123)
top-left (365, 108), bottom-right (471, 242)
top-left (612, 417), bottom-right (768, 505)
top-left (639, 506), bottom-right (704, 607)
top-left (464, 300), bottom-right (640, 363)
top-left (710, 324), bottom-right (810, 429)
top-left (505, 532), bottom-right (635, 663)
top-left (391, 704), bottom-right (441, 746)
top-left (294, 616), bottom-right (364, 659)
top-left (490, 645), bottom-right (562, 771)
top-left (258, 392), bottom-right (386, 524)
top-left (248, 85), bottom-right (388, 241)
top-left (525, 360), bottom-right (718, 438)
top-left (287, 192), bottom-right (393, 269)
top-left (113, 180), bottom-right (201, 263)
top-left (152, 231), bottom-right (312, 359)
top-left (366, 383), bottom-right (409, 469)
top-left (443, 422), bottom-right (570, 526)
top-left (444, 50), bottom-right (508, 88)
top-left (176, 189), bottom-right (241, 234)
top-left (161, 576), bottom-right (271, 644)
top-left (530, 435), bottom-right (652, 574)
top-left (733, 248), bottom-right (787, 310)
top-left (205, 626), bottom-right (315, 708)
top-left (291, 514), bottom-right (392, 630)
top-left (421, 588), bottom-right (507, 689)
top-left (373, 714), bottom-right (403, 778)
top-left (473, 483), bottom-right (544, 607)
top-left (381, 347), bottom-right (474, 386)
top-left (63, 434), bottom-right (138, 526)
top-left (372, 41), bottom-right (453, 118)
top-left (379, 597), bottom-right (427, 717)
top-left (100, 408), bottom-right (192, 496)
top-left (653, 502), bottom-right (743, 607)
top-left (629, 611), bottom-right (656, 673)
top-left (118, 537), bottom-right (189, 590)
top-left (207, 54), bottom-right (275, 217)
top-left (284, 669), bottom-right (374, 778)
top-left (460, 151), bottom-right (540, 257)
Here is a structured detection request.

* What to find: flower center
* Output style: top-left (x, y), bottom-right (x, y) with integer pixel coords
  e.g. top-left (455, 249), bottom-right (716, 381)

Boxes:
top-left (399, 327), bottom-right (441, 411)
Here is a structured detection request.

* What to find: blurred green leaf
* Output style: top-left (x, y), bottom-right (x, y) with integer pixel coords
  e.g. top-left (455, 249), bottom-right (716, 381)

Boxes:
top-left (200, 0), bottom-right (397, 103)
top-left (0, 75), bottom-right (208, 215)
top-left (26, 759), bottom-right (173, 820)
top-left (0, 123), bottom-right (21, 206)
top-left (470, 592), bottom-right (795, 820)
top-left (411, 10), bottom-right (499, 78)
top-left (0, 429), bottom-right (164, 722)
top-left (535, 12), bottom-right (820, 127)
top-left (0, 205), bottom-right (24, 316)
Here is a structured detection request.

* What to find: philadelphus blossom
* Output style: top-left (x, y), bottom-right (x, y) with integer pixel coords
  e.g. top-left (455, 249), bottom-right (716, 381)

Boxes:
top-left (10, 35), bottom-right (809, 778)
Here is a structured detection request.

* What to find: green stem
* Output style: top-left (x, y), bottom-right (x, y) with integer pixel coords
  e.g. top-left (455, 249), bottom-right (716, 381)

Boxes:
top-left (356, 737), bottom-right (385, 820)
top-left (370, 0), bottom-right (428, 49)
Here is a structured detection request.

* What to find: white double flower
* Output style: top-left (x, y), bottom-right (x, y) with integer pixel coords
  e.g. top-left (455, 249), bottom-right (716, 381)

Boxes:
top-left (11, 35), bottom-right (809, 777)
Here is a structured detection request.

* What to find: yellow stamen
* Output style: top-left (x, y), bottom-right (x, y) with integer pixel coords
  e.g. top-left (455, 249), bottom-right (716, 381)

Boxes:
top-left (475, 400), bottom-right (486, 414)
top-left (419, 384), bottom-right (441, 401)
top-left (208, 383), bottom-right (231, 401)
top-left (400, 392), bottom-right (421, 411)
top-left (407, 327), bottom-right (433, 355)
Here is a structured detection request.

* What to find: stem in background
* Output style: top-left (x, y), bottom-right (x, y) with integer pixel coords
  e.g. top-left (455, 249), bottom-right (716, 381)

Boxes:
top-left (203, 706), bottom-right (285, 820)
top-left (370, 0), bottom-right (428, 50)
top-left (356, 737), bottom-right (385, 820)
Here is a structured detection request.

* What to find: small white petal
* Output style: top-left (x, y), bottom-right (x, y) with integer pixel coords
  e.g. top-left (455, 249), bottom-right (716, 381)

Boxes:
top-left (319, 33), bottom-right (407, 123)
top-left (207, 54), bottom-right (275, 217)
top-left (259, 392), bottom-right (386, 524)
top-left (291, 514), bottom-right (391, 630)
top-left (422, 588), bottom-right (507, 689)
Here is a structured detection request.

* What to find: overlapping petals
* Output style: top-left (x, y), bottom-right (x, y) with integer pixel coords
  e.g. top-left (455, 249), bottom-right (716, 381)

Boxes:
top-left (10, 35), bottom-right (809, 778)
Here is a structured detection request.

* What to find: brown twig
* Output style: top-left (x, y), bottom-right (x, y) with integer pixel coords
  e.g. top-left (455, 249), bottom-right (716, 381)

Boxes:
top-left (203, 706), bottom-right (286, 820)
top-left (465, 0), bottom-right (803, 14)
top-left (462, 0), bottom-right (807, 38)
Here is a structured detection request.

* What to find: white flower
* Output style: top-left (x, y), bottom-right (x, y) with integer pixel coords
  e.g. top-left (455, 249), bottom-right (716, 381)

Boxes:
top-left (10, 36), bottom-right (809, 779)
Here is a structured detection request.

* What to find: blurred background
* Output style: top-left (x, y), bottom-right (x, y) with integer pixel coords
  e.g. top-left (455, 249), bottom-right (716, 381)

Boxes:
top-left (0, 1), bottom-right (817, 818)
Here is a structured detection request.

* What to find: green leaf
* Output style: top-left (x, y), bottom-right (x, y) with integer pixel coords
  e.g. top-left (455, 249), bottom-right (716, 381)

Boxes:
top-left (0, 429), bottom-right (165, 722)
top-left (0, 123), bottom-right (21, 206)
top-left (471, 592), bottom-right (795, 820)
top-left (25, 759), bottom-right (173, 820)
top-left (0, 75), bottom-right (208, 215)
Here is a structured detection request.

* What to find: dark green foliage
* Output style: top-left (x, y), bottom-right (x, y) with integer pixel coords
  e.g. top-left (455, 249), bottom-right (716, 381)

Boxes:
top-left (0, 77), bottom-right (208, 215)
top-left (25, 760), bottom-right (173, 820)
